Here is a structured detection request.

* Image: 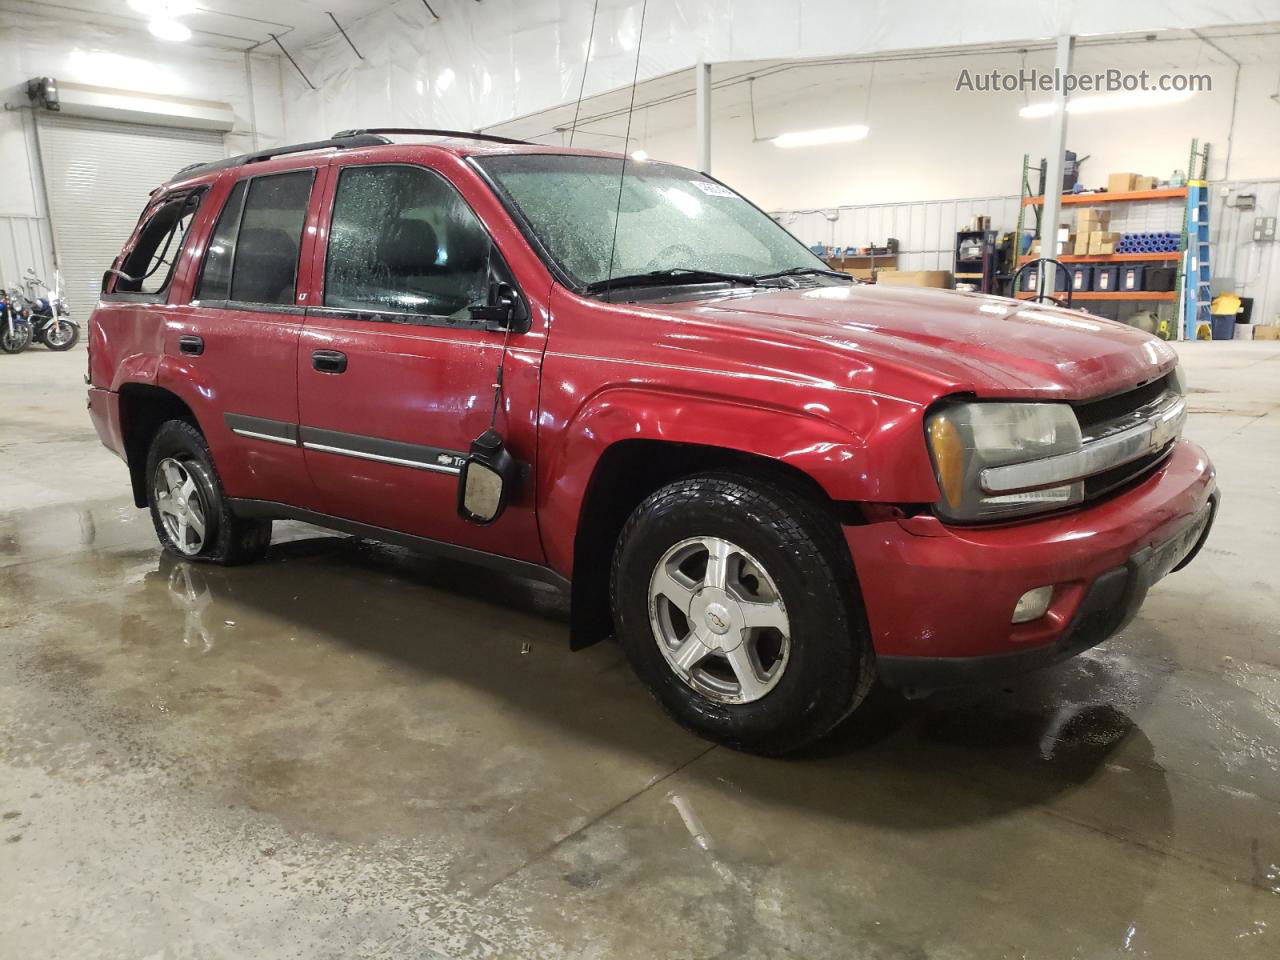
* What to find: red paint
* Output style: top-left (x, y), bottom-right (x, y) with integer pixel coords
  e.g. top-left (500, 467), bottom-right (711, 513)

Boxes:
top-left (88, 139), bottom-right (1215, 669)
top-left (847, 440), bottom-right (1214, 658)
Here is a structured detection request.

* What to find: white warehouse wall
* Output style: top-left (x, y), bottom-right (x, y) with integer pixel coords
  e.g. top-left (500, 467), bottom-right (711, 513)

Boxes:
top-left (633, 56), bottom-right (1280, 211)
top-left (281, 0), bottom-right (1280, 144)
top-left (274, 0), bottom-right (1280, 328)
top-left (0, 7), bottom-right (285, 289)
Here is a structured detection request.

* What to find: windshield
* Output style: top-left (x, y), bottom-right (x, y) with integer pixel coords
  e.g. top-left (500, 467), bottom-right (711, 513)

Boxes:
top-left (475, 154), bottom-right (830, 291)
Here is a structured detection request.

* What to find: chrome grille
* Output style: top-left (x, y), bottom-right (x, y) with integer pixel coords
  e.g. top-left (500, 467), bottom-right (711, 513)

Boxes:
top-left (980, 373), bottom-right (1185, 499)
top-left (1073, 375), bottom-right (1173, 435)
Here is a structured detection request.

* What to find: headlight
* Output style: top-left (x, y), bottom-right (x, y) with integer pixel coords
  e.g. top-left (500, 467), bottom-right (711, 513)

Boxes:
top-left (926, 401), bottom-right (1083, 522)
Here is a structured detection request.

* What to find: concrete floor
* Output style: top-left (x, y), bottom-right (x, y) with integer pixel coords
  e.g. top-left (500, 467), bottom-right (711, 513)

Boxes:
top-left (1, 340), bottom-right (1278, 959)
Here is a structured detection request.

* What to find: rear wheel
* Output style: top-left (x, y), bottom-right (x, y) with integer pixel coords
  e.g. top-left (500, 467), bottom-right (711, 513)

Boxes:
top-left (611, 472), bottom-right (874, 755)
top-left (145, 420), bottom-right (270, 565)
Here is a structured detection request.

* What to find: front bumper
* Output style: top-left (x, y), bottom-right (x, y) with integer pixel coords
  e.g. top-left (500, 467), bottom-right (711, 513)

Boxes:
top-left (845, 439), bottom-right (1216, 691)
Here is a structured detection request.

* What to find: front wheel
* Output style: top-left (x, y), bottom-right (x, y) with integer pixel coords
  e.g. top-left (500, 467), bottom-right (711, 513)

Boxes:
top-left (41, 318), bottom-right (80, 350)
top-left (611, 472), bottom-right (875, 755)
top-left (145, 420), bottom-right (271, 565)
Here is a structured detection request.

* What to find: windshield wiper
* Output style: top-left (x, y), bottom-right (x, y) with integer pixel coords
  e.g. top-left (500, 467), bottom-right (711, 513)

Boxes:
top-left (752, 266), bottom-right (854, 282)
top-left (584, 268), bottom-right (761, 294)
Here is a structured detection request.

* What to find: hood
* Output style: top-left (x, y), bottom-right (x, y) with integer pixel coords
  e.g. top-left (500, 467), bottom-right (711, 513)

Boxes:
top-left (660, 283), bottom-right (1178, 403)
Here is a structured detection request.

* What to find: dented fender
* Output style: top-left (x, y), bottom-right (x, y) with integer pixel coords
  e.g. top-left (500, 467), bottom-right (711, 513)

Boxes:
top-left (535, 383), bottom-right (936, 576)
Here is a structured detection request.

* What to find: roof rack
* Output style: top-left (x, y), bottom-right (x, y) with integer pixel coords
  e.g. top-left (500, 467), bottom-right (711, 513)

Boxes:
top-left (332, 127), bottom-right (531, 146)
top-left (169, 133), bottom-right (390, 183)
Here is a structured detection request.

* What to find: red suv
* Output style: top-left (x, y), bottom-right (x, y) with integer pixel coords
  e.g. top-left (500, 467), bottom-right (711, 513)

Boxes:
top-left (87, 130), bottom-right (1217, 754)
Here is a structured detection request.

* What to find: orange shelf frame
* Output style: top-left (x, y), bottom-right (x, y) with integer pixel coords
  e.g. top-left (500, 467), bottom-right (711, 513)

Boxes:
top-left (1015, 290), bottom-right (1177, 301)
top-left (1022, 188), bottom-right (1188, 206)
top-left (1017, 252), bottom-right (1182, 264)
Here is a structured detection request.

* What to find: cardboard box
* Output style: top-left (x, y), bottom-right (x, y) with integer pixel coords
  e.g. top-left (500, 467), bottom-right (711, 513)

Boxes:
top-left (1088, 231), bottom-right (1121, 255)
top-left (1076, 207), bottom-right (1111, 230)
top-left (1134, 175), bottom-right (1157, 191)
top-left (1073, 230), bottom-right (1091, 255)
top-left (1031, 239), bottom-right (1071, 257)
top-left (876, 270), bottom-right (952, 289)
top-left (1255, 324), bottom-right (1280, 341)
top-left (1107, 172), bottom-right (1140, 193)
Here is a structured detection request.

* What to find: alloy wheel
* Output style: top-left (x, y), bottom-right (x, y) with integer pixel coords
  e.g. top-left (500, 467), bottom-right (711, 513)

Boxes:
top-left (648, 536), bottom-right (791, 704)
top-left (45, 320), bottom-right (75, 348)
top-left (153, 457), bottom-right (208, 556)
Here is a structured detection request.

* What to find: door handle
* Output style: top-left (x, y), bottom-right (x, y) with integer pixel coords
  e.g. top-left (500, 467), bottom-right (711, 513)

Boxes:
top-left (178, 335), bottom-right (204, 356)
top-left (312, 349), bottom-right (348, 374)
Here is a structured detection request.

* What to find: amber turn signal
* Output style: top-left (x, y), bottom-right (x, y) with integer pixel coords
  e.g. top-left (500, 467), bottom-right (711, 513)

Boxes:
top-left (927, 415), bottom-right (965, 509)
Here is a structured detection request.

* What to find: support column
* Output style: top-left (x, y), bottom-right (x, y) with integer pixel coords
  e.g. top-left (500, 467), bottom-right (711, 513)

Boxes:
top-left (695, 59), bottom-right (711, 174)
top-left (1040, 34), bottom-right (1074, 293)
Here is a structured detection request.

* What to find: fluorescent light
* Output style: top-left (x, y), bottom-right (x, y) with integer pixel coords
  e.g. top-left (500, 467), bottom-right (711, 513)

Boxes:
top-left (772, 124), bottom-right (869, 149)
top-left (1018, 102), bottom-right (1058, 119)
top-left (630, 149), bottom-right (649, 162)
top-left (1070, 88), bottom-right (1196, 114)
top-left (1020, 89), bottom-right (1196, 119)
top-left (148, 17), bottom-right (192, 42)
top-left (130, 0), bottom-right (196, 15)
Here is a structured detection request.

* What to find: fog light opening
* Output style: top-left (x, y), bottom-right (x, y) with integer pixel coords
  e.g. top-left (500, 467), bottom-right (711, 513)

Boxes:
top-left (1012, 585), bottom-right (1054, 624)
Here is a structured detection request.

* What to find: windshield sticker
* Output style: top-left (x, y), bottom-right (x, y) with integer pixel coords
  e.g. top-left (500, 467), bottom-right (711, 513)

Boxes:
top-left (691, 181), bottom-right (735, 197)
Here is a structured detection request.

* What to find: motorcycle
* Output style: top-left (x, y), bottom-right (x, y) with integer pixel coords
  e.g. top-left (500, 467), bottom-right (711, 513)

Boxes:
top-left (23, 268), bottom-right (79, 351)
top-left (0, 287), bottom-right (34, 354)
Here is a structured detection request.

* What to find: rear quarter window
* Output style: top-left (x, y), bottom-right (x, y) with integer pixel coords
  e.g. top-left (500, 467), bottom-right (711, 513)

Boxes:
top-left (110, 189), bottom-right (205, 297)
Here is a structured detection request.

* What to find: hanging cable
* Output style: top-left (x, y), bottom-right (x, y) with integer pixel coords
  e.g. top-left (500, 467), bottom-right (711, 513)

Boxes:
top-left (568, 0), bottom-right (601, 147)
top-left (603, 0), bottom-right (648, 299)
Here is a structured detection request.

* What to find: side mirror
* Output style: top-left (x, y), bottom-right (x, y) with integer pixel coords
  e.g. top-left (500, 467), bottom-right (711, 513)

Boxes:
top-left (468, 281), bottom-right (524, 331)
top-left (458, 429), bottom-right (518, 524)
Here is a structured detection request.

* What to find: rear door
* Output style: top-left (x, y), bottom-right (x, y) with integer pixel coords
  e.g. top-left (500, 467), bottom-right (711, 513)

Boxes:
top-left (161, 164), bottom-right (326, 510)
top-left (296, 155), bottom-right (544, 562)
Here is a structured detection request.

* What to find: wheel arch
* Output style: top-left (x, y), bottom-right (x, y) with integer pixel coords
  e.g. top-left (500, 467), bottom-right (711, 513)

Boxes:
top-left (117, 383), bottom-right (202, 507)
top-left (566, 436), bottom-right (861, 650)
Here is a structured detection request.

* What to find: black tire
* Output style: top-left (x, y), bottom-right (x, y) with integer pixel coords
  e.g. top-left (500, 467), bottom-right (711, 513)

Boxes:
top-left (144, 420), bottom-right (271, 565)
top-left (1, 322), bottom-right (32, 354)
top-left (41, 319), bottom-right (80, 351)
top-left (611, 471), bottom-right (875, 755)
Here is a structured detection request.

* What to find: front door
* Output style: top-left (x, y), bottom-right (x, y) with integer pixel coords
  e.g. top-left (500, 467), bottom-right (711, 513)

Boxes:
top-left (296, 159), bottom-right (544, 563)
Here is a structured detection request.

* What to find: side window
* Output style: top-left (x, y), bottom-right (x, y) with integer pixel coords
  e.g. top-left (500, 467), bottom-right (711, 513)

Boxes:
top-left (114, 190), bottom-right (204, 296)
top-left (194, 180), bottom-right (246, 301)
top-left (193, 170), bottom-right (314, 307)
top-left (324, 165), bottom-right (492, 319)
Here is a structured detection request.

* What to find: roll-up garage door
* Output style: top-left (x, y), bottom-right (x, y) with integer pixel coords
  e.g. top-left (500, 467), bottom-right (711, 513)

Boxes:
top-left (36, 114), bottom-right (224, 321)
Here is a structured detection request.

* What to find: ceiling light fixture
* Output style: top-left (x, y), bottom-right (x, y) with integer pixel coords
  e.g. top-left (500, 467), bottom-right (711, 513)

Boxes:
top-left (1019, 89), bottom-right (1196, 119)
top-left (129, 0), bottom-right (197, 15)
top-left (148, 18), bottom-right (192, 42)
top-left (630, 149), bottom-right (649, 161)
top-left (771, 124), bottom-right (869, 148)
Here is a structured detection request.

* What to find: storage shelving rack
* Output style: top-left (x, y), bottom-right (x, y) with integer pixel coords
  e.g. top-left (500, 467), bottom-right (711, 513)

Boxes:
top-left (954, 229), bottom-right (999, 293)
top-left (1014, 140), bottom-right (1209, 340)
top-left (1014, 188), bottom-right (1188, 311)
top-left (822, 240), bottom-right (900, 280)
